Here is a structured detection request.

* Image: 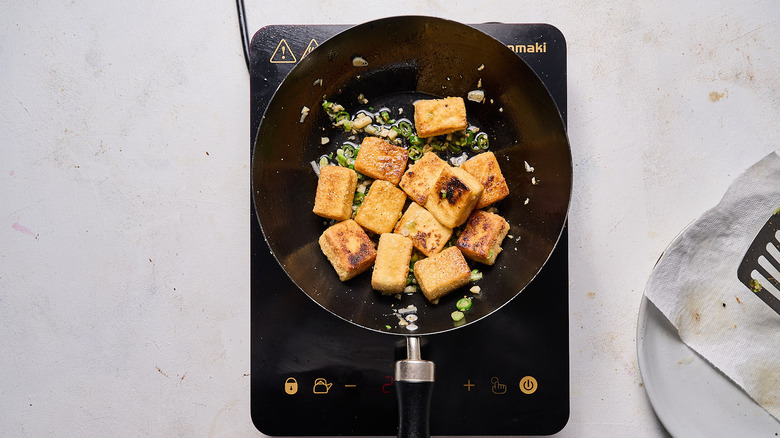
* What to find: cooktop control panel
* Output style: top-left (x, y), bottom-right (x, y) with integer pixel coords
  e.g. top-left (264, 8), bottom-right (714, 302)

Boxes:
top-left (250, 23), bottom-right (569, 436)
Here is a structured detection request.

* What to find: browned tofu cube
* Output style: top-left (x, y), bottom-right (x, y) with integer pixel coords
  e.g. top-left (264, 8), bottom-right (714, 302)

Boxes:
top-left (413, 246), bottom-right (471, 303)
top-left (371, 233), bottom-right (413, 294)
top-left (353, 137), bottom-right (409, 185)
top-left (413, 97), bottom-right (468, 138)
top-left (460, 152), bottom-right (510, 209)
top-left (456, 210), bottom-right (510, 265)
top-left (394, 202), bottom-right (452, 257)
top-left (398, 152), bottom-right (448, 205)
top-left (318, 219), bottom-right (377, 281)
top-left (355, 180), bottom-right (407, 234)
top-left (312, 165), bottom-right (358, 221)
top-left (424, 166), bottom-right (484, 228)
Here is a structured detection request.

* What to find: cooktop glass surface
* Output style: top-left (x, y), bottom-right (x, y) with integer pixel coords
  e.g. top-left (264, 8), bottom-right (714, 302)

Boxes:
top-left (250, 23), bottom-right (569, 436)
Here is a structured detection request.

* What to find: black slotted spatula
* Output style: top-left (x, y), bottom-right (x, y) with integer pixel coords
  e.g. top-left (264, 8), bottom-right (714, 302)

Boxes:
top-left (737, 211), bottom-right (780, 316)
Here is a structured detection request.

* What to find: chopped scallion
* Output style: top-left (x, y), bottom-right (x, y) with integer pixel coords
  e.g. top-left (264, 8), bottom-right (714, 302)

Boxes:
top-left (335, 149), bottom-right (349, 167)
top-left (451, 311), bottom-right (465, 322)
top-left (408, 135), bottom-right (424, 147)
top-left (397, 120), bottom-right (413, 137)
top-left (456, 297), bottom-right (472, 311)
top-left (379, 110), bottom-right (394, 124)
top-left (342, 144), bottom-right (357, 158)
top-left (409, 145), bottom-right (423, 161)
top-left (470, 269), bottom-right (483, 282)
top-left (475, 132), bottom-right (489, 150)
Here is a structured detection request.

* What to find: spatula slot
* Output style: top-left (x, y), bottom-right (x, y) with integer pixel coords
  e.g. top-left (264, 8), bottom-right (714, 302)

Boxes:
top-left (737, 214), bottom-right (780, 315)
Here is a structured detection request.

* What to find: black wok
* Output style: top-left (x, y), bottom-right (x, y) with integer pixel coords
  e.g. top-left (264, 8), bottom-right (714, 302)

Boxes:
top-left (252, 16), bottom-right (571, 438)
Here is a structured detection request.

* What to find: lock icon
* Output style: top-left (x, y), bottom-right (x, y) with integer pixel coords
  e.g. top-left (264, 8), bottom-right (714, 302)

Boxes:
top-left (312, 378), bottom-right (333, 394)
top-left (284, 377), bottom-right (298, 395)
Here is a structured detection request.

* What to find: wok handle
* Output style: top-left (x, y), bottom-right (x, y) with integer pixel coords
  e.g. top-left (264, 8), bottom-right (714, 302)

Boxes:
top-left (395, 337), bottom-right (435, 438)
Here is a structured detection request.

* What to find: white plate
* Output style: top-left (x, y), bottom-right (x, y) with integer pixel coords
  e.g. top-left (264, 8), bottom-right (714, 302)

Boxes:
top-left (637, 294), bottom-right (780, 437)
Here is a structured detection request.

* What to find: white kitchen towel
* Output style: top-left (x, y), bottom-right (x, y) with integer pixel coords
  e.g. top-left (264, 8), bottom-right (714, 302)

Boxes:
top-left (644, 151), bottom-right (780, 421)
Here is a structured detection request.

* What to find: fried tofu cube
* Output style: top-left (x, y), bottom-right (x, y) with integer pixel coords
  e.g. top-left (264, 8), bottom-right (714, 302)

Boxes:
top-left (456, 210), bottom-right (510, 265)
top-left (372, 233), bottom-right (414, 294)
top-left (413, 97), bottom-right (468, 138)
top-left (394, 202), bottom-right (452, 257)
top-left (460, 152), bottom-right (510, 209)
top-left (399, 152), bottom-right (448, 205)
top-left (354, 137), bottom-right (409, 185)
top-left (318, 219), bottom-right (377, 281)
top-left (424, 166), bottom-right (484, 228)
top-left (312, 165), bottom-right (358, 221)
top-left (355, 180), bottom-right (407, 234)
top-left (413, 246), bottom-right (471, 303)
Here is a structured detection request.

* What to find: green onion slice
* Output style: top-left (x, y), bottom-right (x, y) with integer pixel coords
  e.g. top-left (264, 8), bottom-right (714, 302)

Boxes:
top-left (335, 149), bottom-right (349, 167)
top-left (456, 297), bottom-right (472, 311)
top-left (342, 144), bottom-right (357, 158)
top-left (408, 145), bottom-right (423, 161)
top-left (475, 132), bottom-right (489, 150)
top-left (397, 120), bottom-right (413, 137)
top-left (409, 135), bottom-right (424, 147)
top-left (451, 311), bottom-right (465, 322)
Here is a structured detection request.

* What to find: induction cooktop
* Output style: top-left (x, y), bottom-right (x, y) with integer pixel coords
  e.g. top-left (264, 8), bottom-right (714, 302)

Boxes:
top-left (248, 22), bottom-right (569, 436)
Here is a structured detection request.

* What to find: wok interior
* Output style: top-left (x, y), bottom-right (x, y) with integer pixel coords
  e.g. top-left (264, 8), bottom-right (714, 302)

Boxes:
top-left (252, 16), bottom-right (571, 335)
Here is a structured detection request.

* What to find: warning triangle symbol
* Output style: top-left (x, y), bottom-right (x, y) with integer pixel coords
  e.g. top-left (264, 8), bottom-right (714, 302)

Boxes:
top-left (270, 39), bottom-right (297, 64)
top-left (301, 39), bottom-right (319, 59)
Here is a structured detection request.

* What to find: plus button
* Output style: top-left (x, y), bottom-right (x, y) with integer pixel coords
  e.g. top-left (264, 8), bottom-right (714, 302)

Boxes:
top-left (463, 380), bottom-right (476, 391)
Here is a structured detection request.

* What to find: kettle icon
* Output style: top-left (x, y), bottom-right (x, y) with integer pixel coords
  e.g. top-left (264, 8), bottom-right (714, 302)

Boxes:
top-left (312, 378), bottom-right (333, 394)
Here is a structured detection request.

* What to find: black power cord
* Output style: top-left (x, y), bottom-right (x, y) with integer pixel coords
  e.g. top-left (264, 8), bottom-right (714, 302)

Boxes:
top-left (236, 0), bottom-right (250, 72)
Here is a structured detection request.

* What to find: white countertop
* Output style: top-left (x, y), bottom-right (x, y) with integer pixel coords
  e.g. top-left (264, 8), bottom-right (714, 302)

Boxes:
top-left (2, 1), bottom-right (778, 436)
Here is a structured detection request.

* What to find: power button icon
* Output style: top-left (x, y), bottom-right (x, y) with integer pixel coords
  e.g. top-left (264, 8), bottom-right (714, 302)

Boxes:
top-left (519, 376), bottom-right (538, 394)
